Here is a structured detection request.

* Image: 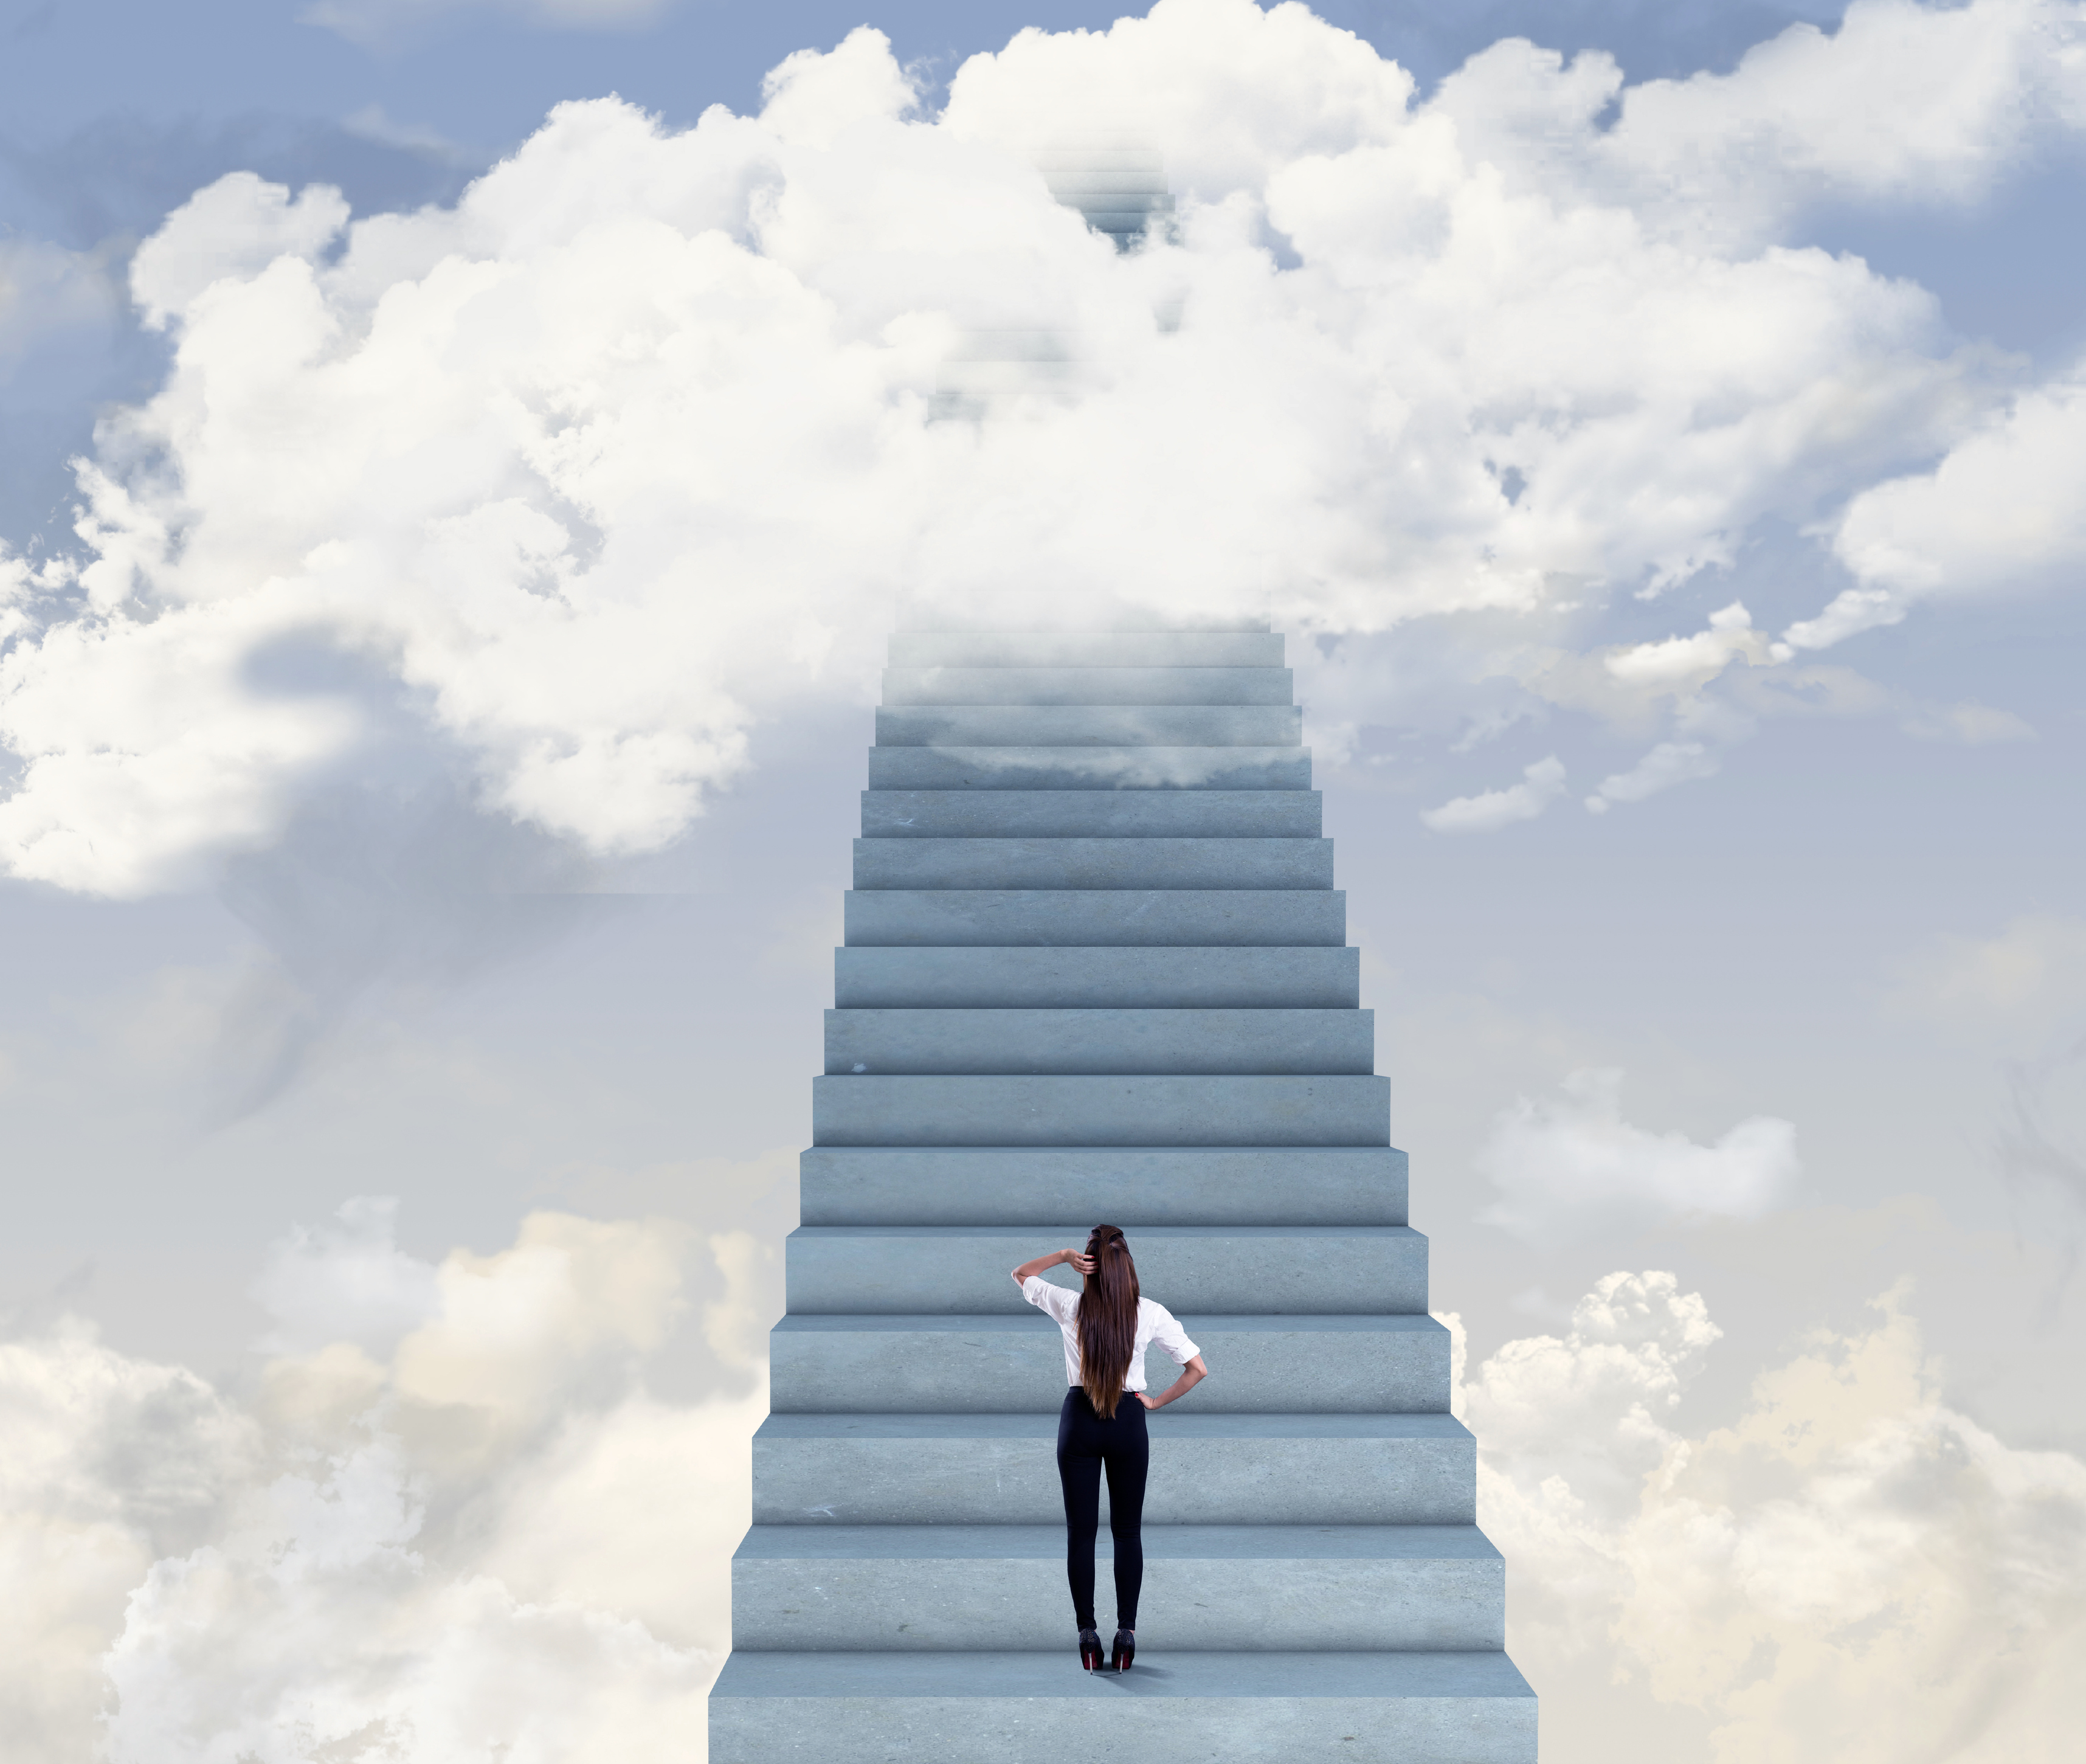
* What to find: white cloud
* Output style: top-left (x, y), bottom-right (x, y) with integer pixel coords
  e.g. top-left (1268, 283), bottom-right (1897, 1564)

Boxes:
top-left (1446, 1275), bottom-right (2086, 1764)
top-left (1793, 368), bottom-right (2086, 650)
top-left (0, 1205), bottom-right (765, 1760)
top-left (1583, 736), bottom-right (1723, 812)
top-left (1421, 753), bottom-right (1567, 832)
top-left (2, 0), bottom-right (2079, 894)
top-left (1476, 1067), bottom-right (1800, 1240)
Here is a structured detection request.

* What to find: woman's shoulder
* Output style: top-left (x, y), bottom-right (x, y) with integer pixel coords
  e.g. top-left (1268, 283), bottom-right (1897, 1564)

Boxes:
top-left (1136, 1295), bottom-right (1175, 1320)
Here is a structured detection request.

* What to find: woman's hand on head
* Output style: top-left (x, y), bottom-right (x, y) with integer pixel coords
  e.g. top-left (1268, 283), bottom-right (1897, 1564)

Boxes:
top-left (1065, 1250), bottom-right (1095, 1275)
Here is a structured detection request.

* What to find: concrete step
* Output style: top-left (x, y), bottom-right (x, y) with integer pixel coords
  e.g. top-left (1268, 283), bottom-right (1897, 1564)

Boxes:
top-left (867, 746), bottom-right (1313, 790)
top-left (731, 1524), bottom-right (1501, 1652)
top-left (785, 1225), bottom-right (1425, 1315)
top-left (860, 790), bottom-right (1321, 839)
top-left (882, 668), bottom-right (1294, 707)
top-left (798, 1147), bottom-right (1408, 1226)
top-left (876, 706), bottom-right (1302, 748)
top-left (853, 839), bottom-right (1333, 891)
top-left (824, 1008), bottom-right (1374, 1076)
top-left (752, 1413), bottom-right (1473, 1526)
top-left (844, 889), bottom-right (1345, 947)
top-left (811, 1074), bottom-right (1390, 1146)
top-left (770, 1313), bottom-right (1449, 1413)
top-left (833, 947), bottom-right (1359, 1009)
top-left (710, 1650), bottom-right (1537, 1764)
top-left (888, 633), bottom-right (1285, 668)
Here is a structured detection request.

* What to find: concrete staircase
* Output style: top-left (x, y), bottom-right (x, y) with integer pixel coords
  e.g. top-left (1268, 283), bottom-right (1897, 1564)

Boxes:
top-left (709, 624), bottom-right (1537, 1763)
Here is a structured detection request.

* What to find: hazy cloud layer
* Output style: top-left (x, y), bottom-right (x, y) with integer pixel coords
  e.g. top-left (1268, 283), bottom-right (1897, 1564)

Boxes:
top-left (1476, 1068), bottom-right (1800, 1241)
top-left (4, 0), bottom-right (2085, 890)
top-left (1446, 1273), bottom-right (2086, 1763)
top-left (1, 1204), bottom-right (770, 1760)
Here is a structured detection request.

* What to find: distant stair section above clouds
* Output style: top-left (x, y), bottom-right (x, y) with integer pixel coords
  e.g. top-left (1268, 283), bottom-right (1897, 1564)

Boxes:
top-left (708, 618), bottom-right (1537, 1764)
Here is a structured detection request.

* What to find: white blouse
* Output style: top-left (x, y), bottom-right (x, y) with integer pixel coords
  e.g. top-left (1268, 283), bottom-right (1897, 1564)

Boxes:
top-left (1021, 1276), bottom-right (1201, 1393)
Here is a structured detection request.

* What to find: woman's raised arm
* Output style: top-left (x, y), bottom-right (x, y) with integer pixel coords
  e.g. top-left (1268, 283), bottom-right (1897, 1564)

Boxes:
top-left (1010, 1247), bottom-right (1096, 1288)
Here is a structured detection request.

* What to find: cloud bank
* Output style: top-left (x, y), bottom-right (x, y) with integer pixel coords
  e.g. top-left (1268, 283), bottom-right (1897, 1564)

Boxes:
top-left (4, 0), bottom-right (2085, 891)
top-left (1448, 1272), bottom-right (2086, 1763)
top-left (0, 1203), bottom-right (770, 1761)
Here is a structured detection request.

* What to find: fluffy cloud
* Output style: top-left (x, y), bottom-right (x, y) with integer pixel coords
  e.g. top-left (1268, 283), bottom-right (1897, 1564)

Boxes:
top-left (2, 0), bottom-right (2081, 894)
top-left (1421, 753), bottom-right (1567, 832)
top-left (0, 1205), bottom-right (768, 1762)
top-left (1800, 367), bottom-right (2086, 648)
top-left (1448, 1273), bottom-right (2086, 1764)
top-left (1476, 1068), bottom-right (1800, 1240)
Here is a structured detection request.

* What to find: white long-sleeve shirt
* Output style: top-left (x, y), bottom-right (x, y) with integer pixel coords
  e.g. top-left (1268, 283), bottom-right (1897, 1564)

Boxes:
top-left (1021, 1276), bottom-right (1200, 1393)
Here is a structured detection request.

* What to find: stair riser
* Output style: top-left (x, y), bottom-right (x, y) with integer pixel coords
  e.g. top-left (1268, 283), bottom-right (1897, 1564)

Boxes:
top-left (824, 1009), bottom-right (1375, 1077)
top-left (867, 747), bottom-right (1313, 790)
top-left (882, 668), bottom-right (1294, 707)
top-left (833, 947), bottom-right (1360, 1009)
top-left (887, 634), bottom-right (1285, 668)
top-left (853, 839), bottom-right (1333, 891)
top-left (733, 1557), bottom-right (1501, 1651)
top-left (712, 1687), bottom-right (1535, 1764)
top-left (843, 890), bottom-right (1345, 947)
top-left (877, 707), bottom-right (1302, 747)
top-left (786, 1230), bottom-right (1426, 1315)
top-left (751, 1435), bottom-right (1476, 1526)
top-left (860, 791), bottom-right (1322, 838)
top-left (811, 1075), bottom-right (1390, 1147)
top-left (799, 1147), bottom-right (1408, 1226)
top-left (769, 1324), bottom-right (1450, 1413)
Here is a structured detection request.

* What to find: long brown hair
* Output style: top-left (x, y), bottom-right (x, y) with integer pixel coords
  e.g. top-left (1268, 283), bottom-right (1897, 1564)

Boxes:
top-left (1076, 1225), bottom-right (1140, 1418)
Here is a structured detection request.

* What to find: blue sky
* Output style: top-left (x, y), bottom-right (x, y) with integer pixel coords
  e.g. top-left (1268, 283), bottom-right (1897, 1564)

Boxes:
top-left (3, 1), bottom-right (2085, 1758)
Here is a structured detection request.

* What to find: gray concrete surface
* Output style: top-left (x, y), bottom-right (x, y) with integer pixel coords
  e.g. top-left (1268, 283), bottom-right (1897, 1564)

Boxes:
top-left (823, 1008), bottom-right (1375, 1076)
top-left (843, 889), bottom-right (1345, 947)
top-left (860, 790), bottom-right (1321, 838)
top-left (768, 1313), bottom-right (1450, 1413)
top-left (711, 1652), bottom-right (1534, 1764)
top-left (852, 837), bottom-right (1334, 891)
top-left (731, 1524), bottom-right (1501, 1650)
top-left (810, 1074), bottom-right (1390, 1146)
top-left (753, 1413), bottom-right (1477, 1526)
top-left (875, 705), bottom-right (1302, 747)
top-left (868, 745), bottom-right (1314, 790)
top-left (720, 624), bottom-right (1530, 1760)
top-left (785, 1225), bottom-right (1426, 1315)
top-left (832, 946), bottom-right (1361, 1009)
top-left (796, 1146), bottom-right (1408, 1226)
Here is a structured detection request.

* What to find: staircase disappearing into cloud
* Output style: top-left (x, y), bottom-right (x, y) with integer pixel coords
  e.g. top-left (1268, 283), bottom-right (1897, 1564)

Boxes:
top-left (708, 621), bottom-right (1537, 1763)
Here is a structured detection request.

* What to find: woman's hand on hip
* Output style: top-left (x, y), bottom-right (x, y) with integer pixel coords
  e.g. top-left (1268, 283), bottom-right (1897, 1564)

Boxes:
top-left (1135, 1392), bottom-right (1159, 1409)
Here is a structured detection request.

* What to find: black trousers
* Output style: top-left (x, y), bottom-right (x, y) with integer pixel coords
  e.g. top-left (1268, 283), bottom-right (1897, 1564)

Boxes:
top-left (1055, 1388), bottom-right (1150, 1630)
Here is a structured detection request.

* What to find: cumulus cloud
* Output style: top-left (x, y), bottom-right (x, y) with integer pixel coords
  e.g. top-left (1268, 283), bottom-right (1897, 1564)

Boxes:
top-left (1476, 1067), bottom-right (1800, 1240)
top-left (0, 1203), bottom-right (768, 1762)
top-left (1447, 1273), bottom-right (2086, 1764)
top-left (1796, 366), bottom-right (2086, 648)
top-left (1421, 753), bottom-right (1568, 832)
top-left (3, 0), bottom-right (2079, 892)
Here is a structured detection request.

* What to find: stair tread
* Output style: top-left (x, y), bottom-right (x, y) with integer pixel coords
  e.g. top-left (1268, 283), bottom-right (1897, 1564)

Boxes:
top-left (735, 1524), bottom-right (1499, 1562)
top-left (756, 1413), bottom-right (1470, 1441)
top-left (712, 1649), bottom-right (1533, 1698)
top-left (773, 1313), bottom-right (1446, 1335)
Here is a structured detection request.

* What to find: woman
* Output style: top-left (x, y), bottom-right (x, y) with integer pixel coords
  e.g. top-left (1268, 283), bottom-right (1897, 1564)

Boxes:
top-left (1010, 1225), bottom-right (1211, 1673)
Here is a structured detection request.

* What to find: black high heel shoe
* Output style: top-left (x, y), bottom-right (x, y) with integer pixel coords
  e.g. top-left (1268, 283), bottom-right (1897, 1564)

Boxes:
top-left (1079, 1627), bottom-right (1104, 1672)
top-left (1111, 1628), bottom-right (1135, 1672)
